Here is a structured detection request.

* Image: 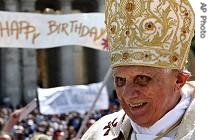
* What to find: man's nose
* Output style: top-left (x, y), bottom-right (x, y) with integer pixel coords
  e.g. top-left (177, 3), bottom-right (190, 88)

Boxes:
top-left (123, 82), bottom-right (141, 99)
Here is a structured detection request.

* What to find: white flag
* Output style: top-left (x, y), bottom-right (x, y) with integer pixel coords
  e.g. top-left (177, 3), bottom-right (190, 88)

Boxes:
top-left (37, 82), bottom-right (109, 115)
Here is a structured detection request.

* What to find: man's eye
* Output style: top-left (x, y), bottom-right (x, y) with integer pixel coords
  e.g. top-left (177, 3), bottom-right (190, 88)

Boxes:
top-left (115, 77), bottom-right (126, 87)
top-left (134, 75), bottom-right (151, 86)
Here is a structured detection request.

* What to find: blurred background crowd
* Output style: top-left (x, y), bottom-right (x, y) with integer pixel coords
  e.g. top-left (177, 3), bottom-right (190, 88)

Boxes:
top-left (0, 97), bottom-right (120, 140)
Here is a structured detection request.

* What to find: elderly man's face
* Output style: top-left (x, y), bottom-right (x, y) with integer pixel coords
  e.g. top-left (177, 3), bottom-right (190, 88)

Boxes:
top-left (113, 66), bottom-right (182, 127)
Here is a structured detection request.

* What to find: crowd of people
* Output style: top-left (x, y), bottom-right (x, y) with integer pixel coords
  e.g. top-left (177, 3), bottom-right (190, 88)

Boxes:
top-left (0, 98), bottom-right (120, 140)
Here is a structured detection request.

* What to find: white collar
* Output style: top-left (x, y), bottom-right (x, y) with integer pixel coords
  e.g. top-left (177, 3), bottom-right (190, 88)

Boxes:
top-left (130, 89), bottom-right (191, 139)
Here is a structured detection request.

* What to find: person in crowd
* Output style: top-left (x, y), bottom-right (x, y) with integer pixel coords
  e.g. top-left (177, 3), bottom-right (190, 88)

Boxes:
top-left (81, 0), bottom-right (195, 139)
top-left (0, 118), bottom-right (4, 131)
top-left (30, 133), bottom-right (51, 140)
top-left (0, 131), bottom-right (12, 140)
top-left (0, 108), bottom-right (23, 140)
top-left (2, 108), bottom-right (23, 133)
top-left (0, 97), bottom-right (120, 140)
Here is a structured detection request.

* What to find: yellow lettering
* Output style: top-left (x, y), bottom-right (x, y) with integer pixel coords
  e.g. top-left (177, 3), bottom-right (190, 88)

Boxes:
top-left (32, 33), bottom-right (41, 44)
top-left (61, 23), bottom-right (69, 36)
top-left (48, 20), bottom-right (59, 35)
top-left (10, 21), bottom-right (19, 39)
top-left (89, 27), bottom-right (97, 41)
top-left (69, 20), bottom-right (78, 32)
top-left (94, 28), bottom-right (106, 41)
top-left (80, 25), bottom-right (89, 37)
top-left (0, 20), bottom-right (40, 45)
top-left (0, 21), bottom-right (10, 37)
top-left (19, 21), bottom-right (36, 40)
top-left (75, 23), bottom-right (83, 34)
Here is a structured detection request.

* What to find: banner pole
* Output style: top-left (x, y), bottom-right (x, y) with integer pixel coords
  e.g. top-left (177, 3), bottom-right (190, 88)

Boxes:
top-left (75, 66), bottom-right (112, 139)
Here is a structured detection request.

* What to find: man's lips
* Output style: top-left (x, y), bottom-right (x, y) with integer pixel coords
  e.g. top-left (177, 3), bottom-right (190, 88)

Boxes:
top-left (129, 101), bottom-right (148, 108)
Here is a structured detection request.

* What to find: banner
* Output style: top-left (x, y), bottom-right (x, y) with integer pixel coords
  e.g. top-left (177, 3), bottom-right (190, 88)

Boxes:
top-left (0, 11), bottom-right (108, 51)
top-left (37, 82), bottom-right (109, 115)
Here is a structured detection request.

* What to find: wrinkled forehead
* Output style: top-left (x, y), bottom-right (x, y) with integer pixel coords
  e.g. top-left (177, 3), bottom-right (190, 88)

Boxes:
top-left (112, 65), bottom-right (174, 76)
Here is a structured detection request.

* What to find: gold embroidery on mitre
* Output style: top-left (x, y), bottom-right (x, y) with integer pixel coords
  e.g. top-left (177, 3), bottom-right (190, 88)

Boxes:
top-left (105, 0), bottom-right (195, 70)
top-left (145, 22), bottom-right (155, 31)
top-left (110, 25), bottom-right (116, 34)
top-left (122, 52), bottom-right (129, 60)
top-left (125, 2), bottom-right (135, 12)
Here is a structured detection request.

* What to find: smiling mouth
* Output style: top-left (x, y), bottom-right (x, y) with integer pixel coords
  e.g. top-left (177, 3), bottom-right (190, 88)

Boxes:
top-left (129, 102), bottom-right (148, 108)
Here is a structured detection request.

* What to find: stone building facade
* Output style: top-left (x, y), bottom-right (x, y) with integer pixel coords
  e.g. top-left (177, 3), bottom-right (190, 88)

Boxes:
top-left (0, 0), bottom-right (112, 107)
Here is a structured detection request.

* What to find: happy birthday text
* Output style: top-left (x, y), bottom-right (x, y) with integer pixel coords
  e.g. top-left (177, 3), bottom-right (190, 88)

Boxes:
top-left (0, 20), bottom-right (106, 44)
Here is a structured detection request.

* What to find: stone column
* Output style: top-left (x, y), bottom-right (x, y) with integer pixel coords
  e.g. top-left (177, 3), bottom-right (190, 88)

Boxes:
top-left (0, 49), bottom-right (22, 106)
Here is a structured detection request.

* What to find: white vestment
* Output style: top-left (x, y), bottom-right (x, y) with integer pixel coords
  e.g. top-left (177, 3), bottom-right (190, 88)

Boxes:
top-left (81, 82), bottom-right (195, 140)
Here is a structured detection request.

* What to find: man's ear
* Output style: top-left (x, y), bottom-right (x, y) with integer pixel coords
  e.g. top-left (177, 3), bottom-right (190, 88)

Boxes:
top-left (176, 72), bottom-right (191, 88)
